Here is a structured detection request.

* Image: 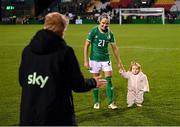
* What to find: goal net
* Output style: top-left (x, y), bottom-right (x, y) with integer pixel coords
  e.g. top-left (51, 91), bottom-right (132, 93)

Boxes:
top-left (119, 8), bottom-right (165, 24)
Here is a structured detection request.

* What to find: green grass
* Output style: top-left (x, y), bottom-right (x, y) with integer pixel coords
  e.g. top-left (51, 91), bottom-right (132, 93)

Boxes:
top-left (0, 24), bottom-right (180, 126)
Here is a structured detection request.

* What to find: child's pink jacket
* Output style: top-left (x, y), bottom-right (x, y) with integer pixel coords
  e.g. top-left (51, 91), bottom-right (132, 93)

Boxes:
top-left (120, 71), bottom-right (149, 92)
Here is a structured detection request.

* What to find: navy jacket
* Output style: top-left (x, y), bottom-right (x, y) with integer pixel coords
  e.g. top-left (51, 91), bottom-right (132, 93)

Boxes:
top-left (19, 29), bottom-right (96, 125)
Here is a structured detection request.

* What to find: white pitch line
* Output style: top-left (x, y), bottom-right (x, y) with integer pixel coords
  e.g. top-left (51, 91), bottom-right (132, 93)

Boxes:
top-left (0, 44), bottom-right (26, 46)
top-left (0, 44), bottom-right (179, 51)
top-left (71, 45), bottom-right (180, 51)
top-left (119, 46), bottom-right (180, 51)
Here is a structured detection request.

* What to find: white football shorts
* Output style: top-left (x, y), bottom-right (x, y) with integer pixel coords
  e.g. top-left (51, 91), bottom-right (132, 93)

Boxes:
top-left (89, 60), bottom-right (112, 73)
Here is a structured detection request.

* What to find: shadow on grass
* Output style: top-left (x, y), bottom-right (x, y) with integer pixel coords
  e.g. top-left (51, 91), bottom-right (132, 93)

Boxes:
top-left (76, 106), bottom-right (133, 124)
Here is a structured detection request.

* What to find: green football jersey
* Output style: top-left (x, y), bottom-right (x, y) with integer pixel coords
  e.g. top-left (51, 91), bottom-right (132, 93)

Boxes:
top-left (87, 26), bottom-right (116, 61)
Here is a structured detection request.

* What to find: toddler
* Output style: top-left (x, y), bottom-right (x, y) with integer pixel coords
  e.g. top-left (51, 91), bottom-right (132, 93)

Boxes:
top-left (120, 62), bottom-right (149, 107)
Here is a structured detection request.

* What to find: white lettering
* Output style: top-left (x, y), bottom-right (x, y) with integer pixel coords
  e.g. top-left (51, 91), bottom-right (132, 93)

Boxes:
top-left (28, 75), bottom-right (33, 84)
top-left (32, 72), bottom-right (37, 84)
top-left (27, 72), bottom-right (49, 88)
top-left (40, 76), bottom-right (49, 88)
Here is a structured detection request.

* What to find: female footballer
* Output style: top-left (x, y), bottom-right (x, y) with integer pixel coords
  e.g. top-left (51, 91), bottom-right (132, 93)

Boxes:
top-left (84, 12), bottom-right (124, 110)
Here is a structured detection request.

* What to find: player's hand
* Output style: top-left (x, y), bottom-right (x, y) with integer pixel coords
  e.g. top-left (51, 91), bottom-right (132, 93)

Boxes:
top-left (93, 76), bottom-right (107, 88)
top-left (84, 61), bottom-right (90, 70)
top-left (118, 63), bottom-right (125, 71)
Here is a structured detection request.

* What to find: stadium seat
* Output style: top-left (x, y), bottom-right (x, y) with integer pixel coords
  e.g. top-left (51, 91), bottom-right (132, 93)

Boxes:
top-left (170, 1), bottom-right (180, 12)
top-left (155, 0), bottom-right (175, 5)
top-left (154, 0), bottom-right (175, 11)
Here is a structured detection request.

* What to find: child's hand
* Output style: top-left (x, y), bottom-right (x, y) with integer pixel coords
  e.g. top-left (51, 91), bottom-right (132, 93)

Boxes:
top-left (119, 68), bottom-right (125, 73)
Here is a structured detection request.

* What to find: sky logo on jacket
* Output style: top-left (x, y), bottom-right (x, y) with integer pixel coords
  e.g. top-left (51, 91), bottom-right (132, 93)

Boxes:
top-left (28, 72), bottom-right (49, 88)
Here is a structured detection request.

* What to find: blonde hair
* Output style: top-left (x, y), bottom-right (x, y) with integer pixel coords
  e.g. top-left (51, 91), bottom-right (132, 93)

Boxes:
top-left (129, 61), bottom-right (141, 72)
top-left (44, 12), bottom-right (69, 37)
top-left (98, 12), bottom-right (110, 23)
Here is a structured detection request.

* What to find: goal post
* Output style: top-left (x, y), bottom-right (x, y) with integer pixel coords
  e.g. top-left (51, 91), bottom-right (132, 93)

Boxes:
top-left (119, 8), bottom-right (165, 24)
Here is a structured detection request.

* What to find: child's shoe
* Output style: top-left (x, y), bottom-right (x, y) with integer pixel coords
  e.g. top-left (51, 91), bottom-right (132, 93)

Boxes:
top-left (127, 104), bottom-right (134, 108)
top-left (136, 104), bottom-right (142, 107)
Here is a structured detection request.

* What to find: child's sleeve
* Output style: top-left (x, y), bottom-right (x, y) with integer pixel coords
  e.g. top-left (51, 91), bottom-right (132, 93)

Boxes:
top-left (143, 75), bottom-right (150, 92)
top-left (119, 70), bottom-right (130, 79)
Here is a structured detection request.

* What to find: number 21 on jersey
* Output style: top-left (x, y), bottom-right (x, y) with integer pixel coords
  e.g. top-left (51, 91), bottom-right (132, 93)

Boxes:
top-left (98, 40), bottom-right (105, 47)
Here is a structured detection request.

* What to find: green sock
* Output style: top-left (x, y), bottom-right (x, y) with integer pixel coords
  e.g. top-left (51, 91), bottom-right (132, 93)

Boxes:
top-left (105, 76), bottom-right (113, 104)
top-left (93, 88), bottom-right (99, 103)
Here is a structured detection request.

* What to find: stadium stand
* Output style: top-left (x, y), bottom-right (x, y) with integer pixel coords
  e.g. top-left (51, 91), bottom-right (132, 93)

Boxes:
top-left (86, 0), bottom-right (102, 12)
top-left (0, 0), bottom-right (1, 22)
top-left (0, 0), bottom-right (180, 24)
top-left (153, 0), bottom-right (175, 11)
top-left (170, 0), bottom-right (180, 11)
top-left (110, 0), bottom-right (121, 8)
top-left (170, 0), bottom-right (180, 23)
top-left (110, 0), bottom-right (132, 8)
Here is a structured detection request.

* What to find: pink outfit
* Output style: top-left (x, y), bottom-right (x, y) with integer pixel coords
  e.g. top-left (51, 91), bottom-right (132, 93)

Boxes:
top-left (120, 71), bottom-right (149, 105)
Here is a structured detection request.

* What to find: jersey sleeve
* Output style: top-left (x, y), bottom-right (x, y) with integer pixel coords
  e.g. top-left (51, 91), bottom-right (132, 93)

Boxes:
top-left (87, 28), bottom-right (95, 42)
top-left (109, 32), bottom-right (116, 43)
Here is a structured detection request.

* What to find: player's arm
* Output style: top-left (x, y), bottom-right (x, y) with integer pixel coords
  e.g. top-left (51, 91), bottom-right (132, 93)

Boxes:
top-left (110, 43), bottom-right (125, 71)
top-left (84, 40), bottom-right (91, 69)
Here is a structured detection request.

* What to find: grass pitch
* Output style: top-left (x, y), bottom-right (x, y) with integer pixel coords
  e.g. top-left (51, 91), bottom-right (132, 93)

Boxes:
top-left (0, 24), bottom-right (180, 126)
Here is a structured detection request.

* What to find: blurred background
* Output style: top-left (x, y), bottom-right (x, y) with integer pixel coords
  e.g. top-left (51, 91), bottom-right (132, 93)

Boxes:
top-left (0, 0), bottom-right (180, 126)
top-left (0, 0), bottom-right (180, 24)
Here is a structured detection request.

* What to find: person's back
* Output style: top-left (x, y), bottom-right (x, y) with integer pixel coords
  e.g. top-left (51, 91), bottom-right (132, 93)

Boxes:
top-left (19, 12), bottom-right (106, 126)
top-left (19, 28), bottom-right (77, 125)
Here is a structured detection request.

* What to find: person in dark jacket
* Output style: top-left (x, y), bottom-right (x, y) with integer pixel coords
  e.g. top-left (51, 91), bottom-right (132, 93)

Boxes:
top-left (19, 12), bottom-right (106, 126)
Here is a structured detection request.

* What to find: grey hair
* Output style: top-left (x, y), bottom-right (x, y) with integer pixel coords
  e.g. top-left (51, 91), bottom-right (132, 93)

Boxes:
top-left (98, 13), bottom-right (110, 23)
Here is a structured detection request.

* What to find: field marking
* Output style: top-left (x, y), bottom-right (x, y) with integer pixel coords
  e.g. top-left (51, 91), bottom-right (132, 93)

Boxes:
top-left (71, 45), bottom-right (180, 51)
top-left (0, 44), bottom-right (179, 51)
top-left (0, 43), bottom-right (26, 46)
top-left (119, 46), bottom-right (180, 51)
